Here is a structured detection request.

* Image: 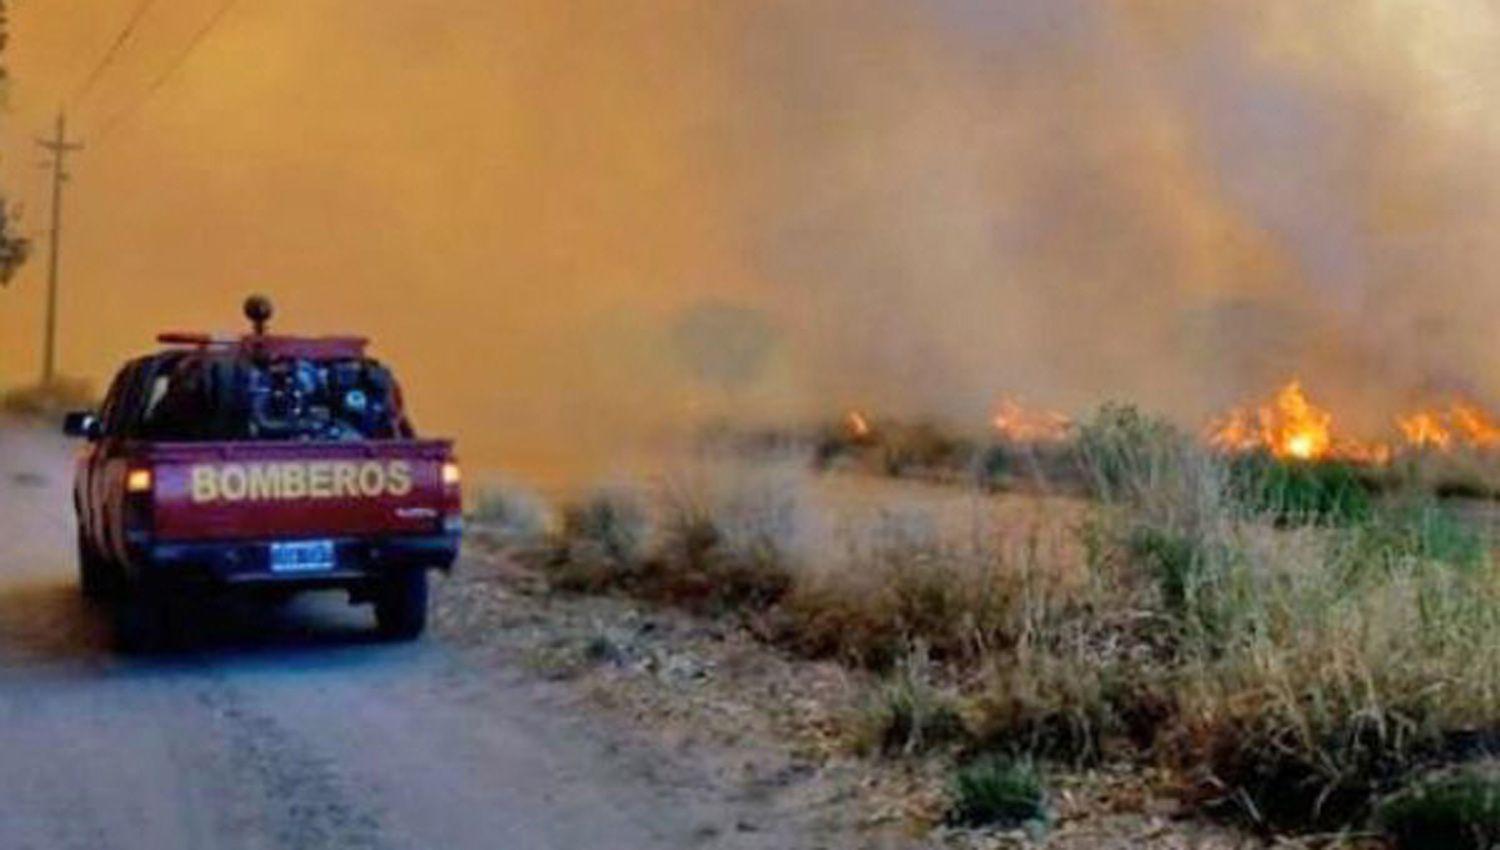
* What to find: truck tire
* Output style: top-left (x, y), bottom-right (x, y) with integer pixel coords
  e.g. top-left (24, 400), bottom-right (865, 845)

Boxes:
top-left (375, 568), bottom-right (427, 641)
top-left (77, 532), bottom-right (115, 601)
top-left (115, 584), bottom-right (172, 653)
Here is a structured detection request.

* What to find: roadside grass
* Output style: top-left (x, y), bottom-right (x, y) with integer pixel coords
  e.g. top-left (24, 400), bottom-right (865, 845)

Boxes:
top-left (855, 645), bottom-right (967, 758)
top-left (539, 468), bottom-right (803, 616)
top-left (532, 404), bottom-right (1500, 839)
top-left (0, 377), bottom-right (94, 419)
top-left (546, 489), bottom-right (650, 592)
top-left (470, 483), bottom-right (551, 547)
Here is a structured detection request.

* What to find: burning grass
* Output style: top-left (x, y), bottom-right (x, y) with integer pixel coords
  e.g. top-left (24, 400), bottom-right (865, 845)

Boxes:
top-left (809, 381), bottom-right (1500, 505)
top-left (510, 403), bottom-right (1500, 840)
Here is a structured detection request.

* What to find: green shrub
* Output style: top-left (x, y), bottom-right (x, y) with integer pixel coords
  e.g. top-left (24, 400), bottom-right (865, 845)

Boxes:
top-left (1353, 501), bottom-right (1485, 571)
top-left (1129, 525), bottom-right (1211, 616)
top-left (1228, 454), bottom-right (1373, 525)
top-left (1379, 767), bottom-right (1500, 850)
top-left (949, 755), bottom-right (1050, 830)
top-left (975, 444), bottom-right (1012, 490)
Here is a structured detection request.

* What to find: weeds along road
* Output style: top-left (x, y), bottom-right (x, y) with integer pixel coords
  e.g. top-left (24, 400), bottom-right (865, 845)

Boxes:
top-left (0, 422), bottom-right (805, 850)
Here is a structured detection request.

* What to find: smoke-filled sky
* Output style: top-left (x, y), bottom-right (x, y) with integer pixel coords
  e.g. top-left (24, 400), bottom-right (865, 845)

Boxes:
top-left (3, 2), bottom-right (1500, 480)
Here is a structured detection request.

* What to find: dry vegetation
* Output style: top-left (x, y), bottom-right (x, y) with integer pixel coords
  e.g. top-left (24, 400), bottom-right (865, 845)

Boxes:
top-left (488, 406), bottom-right (1500, 845)
top-left (0, 377), bottom-right (94, 419)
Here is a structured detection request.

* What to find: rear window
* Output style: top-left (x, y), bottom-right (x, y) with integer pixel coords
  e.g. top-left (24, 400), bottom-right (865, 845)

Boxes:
top-left (133, 353), bottom-right (411, 442)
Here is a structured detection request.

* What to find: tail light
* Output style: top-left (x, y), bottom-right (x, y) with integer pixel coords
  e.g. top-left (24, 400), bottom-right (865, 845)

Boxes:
top-left (126, 468), bottom-right (153, 493)
top-left (123, 466), bottom-right (154, 545)
top-left (441, 460), bottom-right (463, 535)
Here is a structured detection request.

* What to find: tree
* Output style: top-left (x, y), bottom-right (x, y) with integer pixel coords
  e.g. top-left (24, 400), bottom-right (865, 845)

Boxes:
top-left (0, 0), bottom-right (29, 286)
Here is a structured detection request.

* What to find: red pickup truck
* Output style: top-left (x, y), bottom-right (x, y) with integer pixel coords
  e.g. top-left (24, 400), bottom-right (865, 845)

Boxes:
top-left (64, 299), bottom-right (461, 649)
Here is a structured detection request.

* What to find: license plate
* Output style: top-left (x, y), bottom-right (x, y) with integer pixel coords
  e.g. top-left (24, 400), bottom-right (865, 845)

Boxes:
top-left (270, 540), bottom-right (336, 573)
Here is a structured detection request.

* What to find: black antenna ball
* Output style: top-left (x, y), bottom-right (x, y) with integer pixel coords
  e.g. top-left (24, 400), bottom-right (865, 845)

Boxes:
top-left (244, 294), bottom-right (273, 335)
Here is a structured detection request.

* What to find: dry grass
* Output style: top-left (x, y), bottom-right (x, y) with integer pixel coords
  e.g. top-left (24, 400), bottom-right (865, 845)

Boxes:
top-left (537, 408), bottom-right (1500, 836)
top-left (856, 644), bottom-right (967, 758)
top-left (470, 482), bottom-right (551, 546)
top-left (0, 377), bottom-right (94, 419)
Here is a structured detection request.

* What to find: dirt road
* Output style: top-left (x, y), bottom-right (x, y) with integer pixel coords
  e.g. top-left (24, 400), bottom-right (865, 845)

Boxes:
top-left (0, 423), bottom-right (823, 850)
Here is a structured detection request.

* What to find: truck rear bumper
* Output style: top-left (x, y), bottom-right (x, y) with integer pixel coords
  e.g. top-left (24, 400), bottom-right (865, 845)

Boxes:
top-left (137, 533), bottom-right (459, 589)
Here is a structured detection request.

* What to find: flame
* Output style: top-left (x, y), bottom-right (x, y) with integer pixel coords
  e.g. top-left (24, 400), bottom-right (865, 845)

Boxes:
top-left (845, 410), bottom-right (872, 439)
top-left (1209, 380), bottom-right (1336, 461)
top-left (1397, 411), bottom-right (1452, 451)
top-left (843, 385), bottom-right (1500, 470)
top-left (1210, 381), bottom-right (1500, 463)
top-left (1452, 403), bottom-right (1500, 447)
top-left (991, 398), bottom-right (1073, 443)
top-left (1395, 402), bottom-right (1500, 452)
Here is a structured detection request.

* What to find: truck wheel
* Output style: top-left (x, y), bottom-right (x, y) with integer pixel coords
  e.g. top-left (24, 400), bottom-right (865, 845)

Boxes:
top-left (374, 568), bottom-right (428, 641)
top-left (77, 533), bottom-right (115, 601)
top-left (115, 584), bottom-right (172, 653)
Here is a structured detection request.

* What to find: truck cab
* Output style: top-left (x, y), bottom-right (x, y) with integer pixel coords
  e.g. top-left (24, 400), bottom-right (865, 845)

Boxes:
top-left (65, 299), bottom-right (461, 649)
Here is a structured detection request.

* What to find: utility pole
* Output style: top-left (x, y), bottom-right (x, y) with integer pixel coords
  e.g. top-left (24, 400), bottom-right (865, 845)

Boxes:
top-left (36, 111), bottom-right (82, 385)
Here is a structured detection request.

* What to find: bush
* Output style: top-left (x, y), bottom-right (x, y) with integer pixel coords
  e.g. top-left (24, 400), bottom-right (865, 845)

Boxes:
top-left (948, 755), bottom-right (1050, 830)
top-left (549, 489), bottom-right (649, 591)
top-left (859, 646), bottom-right (968, 757)
top-left (1379, 767), bottom-right (1500, 850)
top-left (470, 484), bottom-right (550, 545)
top-left (650, 472), bottom-right (801, 613)
top-left (1075, 404), bottom-right (1199, 505)
top-left (774, 507), bottom-right (1065, 670)
top-left (1168, 521), bottom-right (1500, 830)
top-left (540, 405), bottom-right (1500, 838)
top-left (878, 422), bottom-right (975, 478)
top-left (1350, 501), bottom-right (1485, 572)
top-left (547, 471), bottom-right (802, 614)
top-left (560, 489), bottom-right (647, 564)
top-left (1228, 454), bottom-right (1373, 525)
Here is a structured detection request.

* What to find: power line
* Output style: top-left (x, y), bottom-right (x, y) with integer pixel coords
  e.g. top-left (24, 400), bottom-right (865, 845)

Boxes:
top-left (70, 0), bottom-right (159, 107)
top-left (93, 0), bottom-right (239, 143)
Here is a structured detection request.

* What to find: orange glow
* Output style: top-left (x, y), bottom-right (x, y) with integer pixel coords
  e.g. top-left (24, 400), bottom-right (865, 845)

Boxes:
top-left (845, 410), bottom-right (872, 439)
top-left (991, 398), bottom-right (1073, 443)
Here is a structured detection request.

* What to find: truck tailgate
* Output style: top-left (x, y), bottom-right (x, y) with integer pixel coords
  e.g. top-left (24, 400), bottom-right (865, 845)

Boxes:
top-left (147, 440), bottom-right (456, 542)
